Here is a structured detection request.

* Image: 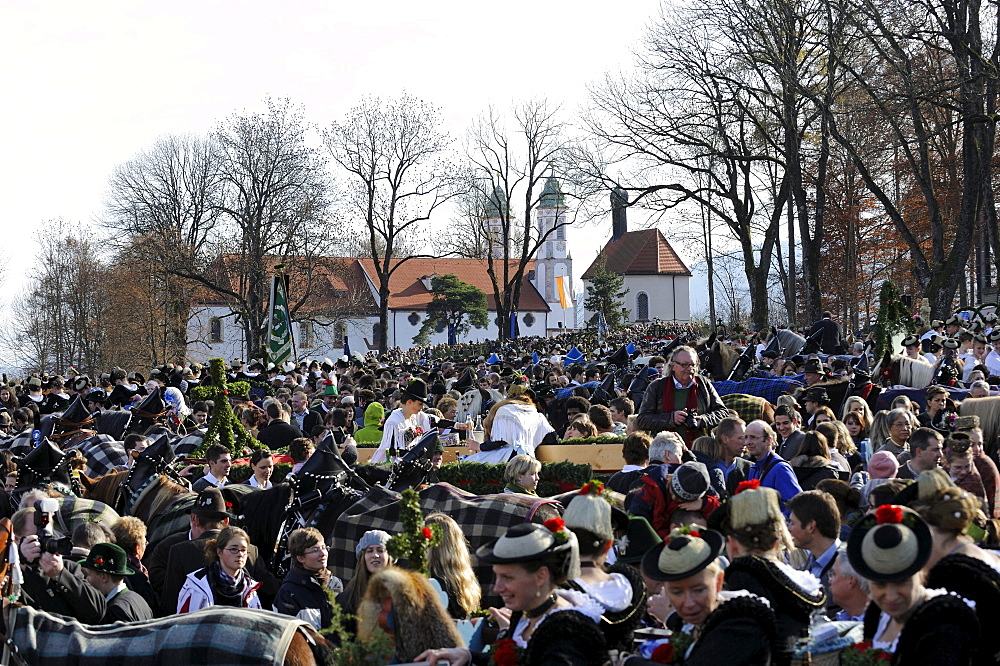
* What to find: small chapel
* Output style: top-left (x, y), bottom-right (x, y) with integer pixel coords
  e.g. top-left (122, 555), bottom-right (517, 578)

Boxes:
top-left (581, 188), bottom-right (692, 324)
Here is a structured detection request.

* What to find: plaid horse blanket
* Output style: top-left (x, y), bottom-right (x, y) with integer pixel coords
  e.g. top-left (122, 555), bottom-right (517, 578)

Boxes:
top-left (328, 482), bottom-right (561, 607)
top-left (721, 394), bottom-right (772, 425)
top-left (713, 376), bottom-right (803, 404)
top-left (68, 435), bottom-right (129, 478)
top-left (140, 483), bottom-right (256, 547)
top-left (54, 497), bottom-right (120, 536)
top-left (145, 494), bottom-right (196, 546)
top-left (10, 605), bottom-right (307, 665)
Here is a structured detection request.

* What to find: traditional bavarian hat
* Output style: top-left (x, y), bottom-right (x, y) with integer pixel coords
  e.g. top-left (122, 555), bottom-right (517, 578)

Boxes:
top-left (802, 358), bottom-right (827, 375)
top-left (399, 379), bottom-right (428, 403)
top-left (190, 487), bottom-right (235, 521)
top-left (901, 335), bottom-right (920, 347)
top-left (847, 505), bottom-right (931, 582)
top-left (989, 329), bottom-right (1000, 343)
top-left (79, 542), bottom-right (134, 576)
top-left (616, 516), bottom-right (663, 565)
top-left (477, 521), bottom-right (577, 565)
top-left (641, 525), bottom-right (724, 582)
top-left (945, 315), bottom-right (962, 327)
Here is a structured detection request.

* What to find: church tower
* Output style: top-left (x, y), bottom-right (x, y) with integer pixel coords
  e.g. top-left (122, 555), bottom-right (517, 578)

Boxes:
top-left (484, 183), bottom-right (508, 257)
top-left (534, 171), bottom-right (574, 329)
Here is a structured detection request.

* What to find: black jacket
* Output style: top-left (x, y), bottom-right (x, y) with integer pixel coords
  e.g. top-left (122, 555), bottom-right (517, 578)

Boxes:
top-left (925, 554), bottom-right (1000, 666)
top-left (808, 318), bottom-right (844, 355)
top-left (863, 589), bottom-right (979, 665)
top-left (144, 530), bottom-right (187, 598)
top-left (20, 559), bottom-right (106, 624)
top-left (273, 566), bottom-right (336, 630)
top-left (104, 588), bottom-right (154, 624)
top-left (724, 556), bottom-right (825, 666)
top-left (626, 592), bottom-right (777, 666)
top-left (256, 420), bottom-right (304, 449)
top-left (472, 608), bottom-right (607, 666)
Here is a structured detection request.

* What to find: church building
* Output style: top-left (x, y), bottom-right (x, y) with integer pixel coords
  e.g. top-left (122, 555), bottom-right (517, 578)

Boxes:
top-left (581, 188), bottom-right (692, 324)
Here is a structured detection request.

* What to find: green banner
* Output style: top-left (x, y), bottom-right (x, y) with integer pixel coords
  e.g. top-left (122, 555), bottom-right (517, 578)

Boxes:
top-left (268, 276), bottom-right (293, 365)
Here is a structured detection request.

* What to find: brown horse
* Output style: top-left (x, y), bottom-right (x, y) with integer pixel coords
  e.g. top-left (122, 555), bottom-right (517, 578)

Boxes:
top-left (82, 469), bottom-right (196, 545)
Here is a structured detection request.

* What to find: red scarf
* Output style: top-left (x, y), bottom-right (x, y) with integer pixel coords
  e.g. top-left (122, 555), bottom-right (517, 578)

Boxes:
top-left (661, 377), bottom-right (700, 445)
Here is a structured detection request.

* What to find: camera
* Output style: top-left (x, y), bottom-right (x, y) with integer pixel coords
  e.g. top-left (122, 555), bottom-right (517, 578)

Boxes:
top-left (685, 408), bottom-right (699, 431)
top-left (32, 498), bottom-right (73, 558)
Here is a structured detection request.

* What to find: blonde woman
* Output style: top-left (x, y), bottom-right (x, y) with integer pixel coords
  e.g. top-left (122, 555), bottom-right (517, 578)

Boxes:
top-left (425, 513), bottom-right (482, 619)
top-left (504, 454), bottom-right (541, 495)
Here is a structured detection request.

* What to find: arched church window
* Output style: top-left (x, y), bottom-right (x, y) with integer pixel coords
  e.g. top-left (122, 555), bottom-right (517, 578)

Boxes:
top-left (637, 292), bottom-right (649, 321)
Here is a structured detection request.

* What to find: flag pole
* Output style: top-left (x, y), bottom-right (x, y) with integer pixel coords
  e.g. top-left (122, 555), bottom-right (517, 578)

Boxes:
top-left (267, 275), bottom-right (277, 363)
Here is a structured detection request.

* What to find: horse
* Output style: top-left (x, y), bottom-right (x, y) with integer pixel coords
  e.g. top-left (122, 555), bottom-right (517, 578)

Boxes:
top-left (960, 396), bottom-right (1000, 459)
top-left (0, 515), bottom-right (330, 665)
top-left (874, 354), bottom-right (962, 389)
top-left (721, 394), bottom-right (776, 425)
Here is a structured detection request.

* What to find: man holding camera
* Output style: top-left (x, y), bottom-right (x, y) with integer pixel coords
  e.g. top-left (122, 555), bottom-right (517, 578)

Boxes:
top-left (635, 346), bottom-right (730, 444)
top-left (12, 500), bottom-right (106, 623)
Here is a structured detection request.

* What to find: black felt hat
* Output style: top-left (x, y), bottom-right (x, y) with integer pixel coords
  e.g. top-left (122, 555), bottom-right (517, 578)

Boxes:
top-left (847, 505), bottom-right (932, 582)
top-left (400, 379), bottom-right (428, 403)
top-left (641, 527), bottom-right (724, 582)
top-left (477, 522), bottom-right (576, 564)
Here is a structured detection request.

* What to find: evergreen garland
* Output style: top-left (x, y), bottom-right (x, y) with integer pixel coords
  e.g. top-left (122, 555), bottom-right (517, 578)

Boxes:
top-left (386, 488), bottom-right (442, 575)
top-left (873, 281), bottom-right (914, 359)
top-left (188, 357), bottom-right (262, 458)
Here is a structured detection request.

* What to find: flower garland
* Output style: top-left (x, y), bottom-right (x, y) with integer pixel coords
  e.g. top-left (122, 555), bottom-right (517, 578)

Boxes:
top-left (188, 358), bottom-right (261, 458)
top-left (386, 488), bottom-right (442, 575)
top-left (841, 641), bottom-right (893, 665)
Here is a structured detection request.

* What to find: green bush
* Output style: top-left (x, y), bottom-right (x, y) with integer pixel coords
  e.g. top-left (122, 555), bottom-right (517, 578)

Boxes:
top-left (228, 460), bottom-right (592, 496)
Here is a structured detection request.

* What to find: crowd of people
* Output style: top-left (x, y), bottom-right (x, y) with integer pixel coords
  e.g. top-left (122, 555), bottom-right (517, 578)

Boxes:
top-left (4, 315), bottom-right (1000, 664)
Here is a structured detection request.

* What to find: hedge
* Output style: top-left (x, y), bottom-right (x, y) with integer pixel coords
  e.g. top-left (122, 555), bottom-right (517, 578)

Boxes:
top-left (228, 460), bottom-right (592, 497)
top-left (353, 435), bottom-right (625, 448)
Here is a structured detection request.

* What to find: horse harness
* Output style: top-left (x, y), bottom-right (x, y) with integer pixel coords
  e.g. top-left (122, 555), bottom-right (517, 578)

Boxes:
top-left (270, 470), bottom-right (350, 578)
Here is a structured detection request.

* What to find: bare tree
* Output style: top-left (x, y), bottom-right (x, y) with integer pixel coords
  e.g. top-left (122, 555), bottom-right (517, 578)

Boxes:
top-left (447, 101), bottom-right (585, 339)
top-left (325, 93), bottom-right (460, 353)
top-left (8, 221), bottom-right (108, 374)
top-left (103, 133), bottom-right (222, 361)
top-left (171, 98), bottom-right (334, 359)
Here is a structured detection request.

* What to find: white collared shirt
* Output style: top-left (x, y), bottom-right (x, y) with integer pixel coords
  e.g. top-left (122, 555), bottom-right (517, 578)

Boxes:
top-left (203, 472), bottom-right (226, 487)
top-left (248, 476), bottom-right (272, 489)
top-left (106, 581), bottom-right (128, 602)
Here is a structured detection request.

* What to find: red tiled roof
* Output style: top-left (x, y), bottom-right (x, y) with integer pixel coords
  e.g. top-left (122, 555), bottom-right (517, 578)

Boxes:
top-left (581, 229), bottom-right (691, 279)
top-left (192, 255), bottom-right (377, 315)
top-left (193, 255), bottom-right (548, 313)
top-left (357, 258), bottom-right (550, 312)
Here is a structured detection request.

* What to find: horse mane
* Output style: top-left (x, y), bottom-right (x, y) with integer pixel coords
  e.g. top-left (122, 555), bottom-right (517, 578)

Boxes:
top-left (710, 341), bottom-right (740, 380)
top-left (131, 476), bottom-right (193, 523)
top-left (239, 483), bottom-right (293, 561)
top-left (894, 356), bottom-right (937, 387)
top-left (960, 397), bottom-right (1000, 456)
top-left (83, 469), bottom-right (129, 504)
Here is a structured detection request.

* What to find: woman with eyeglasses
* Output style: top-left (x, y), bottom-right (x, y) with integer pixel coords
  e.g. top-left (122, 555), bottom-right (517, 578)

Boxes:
top-left (273, 528), bottom-right (342, 630)
top-left (177, 526), bottom-right (261, 613)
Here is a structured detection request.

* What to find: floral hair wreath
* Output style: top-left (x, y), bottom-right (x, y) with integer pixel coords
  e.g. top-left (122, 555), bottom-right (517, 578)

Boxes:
top-left (543, 517), bottom-right (570, 545)
top-left (578, 480), bottom-right (605, 496)
top-left (665, 523), bottom-right (702, 545)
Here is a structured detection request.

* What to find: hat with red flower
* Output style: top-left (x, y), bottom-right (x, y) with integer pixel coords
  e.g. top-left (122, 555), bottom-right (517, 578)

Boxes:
top-left (641, 524), bottom-right (724, 582)
top-left (563, 480), bottom-right (614, 544)
top-left (79, 542), bottom-right (134, 577)
top-left (476, 520), bottom-right (579, 575)
top-left (847, 504), bottom-right (932, 581)
top-left (189, 487), bottom-right (236, 521)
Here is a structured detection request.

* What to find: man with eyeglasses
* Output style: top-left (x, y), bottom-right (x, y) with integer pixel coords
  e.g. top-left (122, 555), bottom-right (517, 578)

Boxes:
top-left (635, 346), bottom-right (730, 445)
top-left (743, 420), bottom-right (802, 512)
top-left (273, 527), bottom-right (342, 630)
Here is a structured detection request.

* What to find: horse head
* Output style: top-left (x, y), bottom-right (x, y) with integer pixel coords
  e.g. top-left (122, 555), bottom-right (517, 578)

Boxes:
top-left (388, 430), bottom-right (439, 492)
top-left (288, 440), bottom-right (350, 498)
top-left (128, 388), bottom-right (169, 432)
top-left (14, 438), bottom-right (79, 499)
